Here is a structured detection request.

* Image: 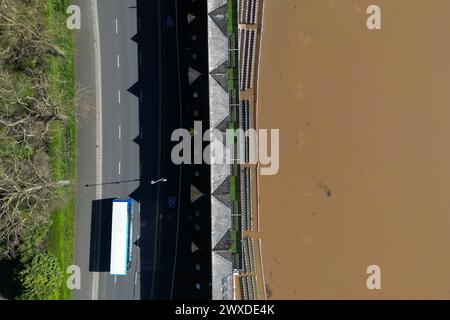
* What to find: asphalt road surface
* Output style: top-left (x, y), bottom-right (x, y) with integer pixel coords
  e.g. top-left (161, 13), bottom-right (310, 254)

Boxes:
top-left (74, 0), bottom-right (140, 300)
top-left (73, 0), bottom-right (188, 300)
top-left (97, 0), bottom-right (140, 300)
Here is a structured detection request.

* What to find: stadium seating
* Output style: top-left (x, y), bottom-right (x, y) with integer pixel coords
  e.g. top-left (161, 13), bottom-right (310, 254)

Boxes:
top-left (239, 0), bottom-right (259, 25)
top-left (239, 29), bottom-right (257, 90)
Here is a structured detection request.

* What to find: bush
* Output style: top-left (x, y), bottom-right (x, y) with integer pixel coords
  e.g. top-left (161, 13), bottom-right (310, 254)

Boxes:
top-left (18, 252), bottom-right (62, 300)
top-left (17, 222), bottom-right (52, 265)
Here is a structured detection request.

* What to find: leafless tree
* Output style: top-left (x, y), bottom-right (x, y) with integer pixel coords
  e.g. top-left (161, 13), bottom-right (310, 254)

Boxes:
top-left (0, 68), bottom-right (68, 144)
top-left (0, 0), bottom-right (72, 259)
top-left (0, 150), bottom-right (70, 258)
top-left (0, 0), bottom-right (64, 68)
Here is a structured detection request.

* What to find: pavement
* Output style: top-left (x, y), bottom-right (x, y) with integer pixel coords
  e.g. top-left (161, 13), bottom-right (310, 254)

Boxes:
top-left (73, 0), bottom-right (97, 300)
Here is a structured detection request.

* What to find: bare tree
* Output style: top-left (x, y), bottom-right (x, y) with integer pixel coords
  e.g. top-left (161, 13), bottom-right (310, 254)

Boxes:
top-left (0, 0), bottom-right (72, 259)
top-left (0, 68), bottom-right (68, 143)
top-left (0, 0), bottom-right (64, 68)
top-left (0, 150), bottom-right (69, 258)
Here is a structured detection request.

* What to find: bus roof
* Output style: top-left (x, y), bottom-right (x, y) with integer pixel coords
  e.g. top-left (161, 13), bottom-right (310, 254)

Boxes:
top-left (110, 200), bottom-right (130, 275)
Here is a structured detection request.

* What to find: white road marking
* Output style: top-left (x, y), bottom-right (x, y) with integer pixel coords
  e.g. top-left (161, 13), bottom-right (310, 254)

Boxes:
top-left (134, 272), bottom-right (138, 285)
top-left (118, 125), bottom-right (121, 139)
top-left (117, 54), bottom-right (120, 68)
top-left (118, 162), bottom-right (121, 175)
top-left (91, 0), bottom-right (102, 301)
top-left (114, 276), bottom-right (117, 284)
top-left (115, 18), bottom-right (119, 34)
top-left (138, 202), bottom-right (141, 212)
top-left (118, 90), bottom-right (121, 104)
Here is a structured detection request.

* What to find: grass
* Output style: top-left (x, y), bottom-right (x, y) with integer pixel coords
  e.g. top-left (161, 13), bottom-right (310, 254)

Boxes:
top-left (0, 0), bottom-right (76, 300)
top-left (227, 0), bottom-right (237, 34)
top-left (44, 0), bottom-right (77, 300)
top-left (227, 0), bottom-right (243, 270)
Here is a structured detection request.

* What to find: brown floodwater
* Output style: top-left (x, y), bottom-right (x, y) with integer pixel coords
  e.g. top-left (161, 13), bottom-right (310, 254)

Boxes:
top-left (257, 0), bottom-right (450, 299)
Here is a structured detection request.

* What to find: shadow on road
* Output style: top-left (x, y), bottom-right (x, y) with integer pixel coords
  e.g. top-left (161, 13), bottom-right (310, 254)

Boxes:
top-left (85, 0), bottom-right (212, 299)
top-left (134, 0), bottom-right (213, 300)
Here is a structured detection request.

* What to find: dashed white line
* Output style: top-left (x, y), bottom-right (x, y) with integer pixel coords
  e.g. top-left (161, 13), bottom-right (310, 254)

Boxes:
top-left (117, 54), bottom-right (120, 68)
top-left (118, 162), bottom-right (121, 175)
top-left (134, 272), bottom-right (138, 285)
top-left (115, 18), bottom-right (119, 34)
top-left (118, 90), bottom-right (121, 104)
top-left (114, 276), bottom-right (117, 284)
top-left (118, 125), bottom-right (121, 140)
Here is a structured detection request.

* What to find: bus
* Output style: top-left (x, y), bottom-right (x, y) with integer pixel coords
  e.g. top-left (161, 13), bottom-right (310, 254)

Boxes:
top-left (110, 199), bottom-right (133, 276)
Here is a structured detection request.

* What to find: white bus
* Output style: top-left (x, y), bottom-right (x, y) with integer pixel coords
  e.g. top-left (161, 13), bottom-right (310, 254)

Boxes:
top-left (110, 199), bottom-right (133, 276)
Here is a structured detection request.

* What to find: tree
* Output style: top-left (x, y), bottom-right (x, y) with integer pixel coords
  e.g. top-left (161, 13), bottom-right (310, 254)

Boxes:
top-left (18, 253), bottom-right (62, 300)
top-left (0, 68), bottom-right (68, 144)
top-left (17, 221), bottom-right (51, 264)
top-left (0, 0), bottom-right (72, 259)
top-left (0, 149), bottom-right (69, 259)
top-left (0, 0), bottom-right (64, 69)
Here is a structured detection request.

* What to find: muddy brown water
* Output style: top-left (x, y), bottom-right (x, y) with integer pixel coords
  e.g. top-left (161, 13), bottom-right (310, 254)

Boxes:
top-left (257, 0), bottom-right (450, 299)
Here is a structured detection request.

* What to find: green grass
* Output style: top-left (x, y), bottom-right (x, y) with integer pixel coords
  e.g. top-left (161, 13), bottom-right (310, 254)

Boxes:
top-left (227, 0), bottom-right (238, 91)
top-left (227, 0), bottom-right (237, 33)
top-left (44, 0), bottom-right (77, 300)
top-left (227, 0), bottom-right (243, 270)
top-left (230, 175), bottom-right (240, 202)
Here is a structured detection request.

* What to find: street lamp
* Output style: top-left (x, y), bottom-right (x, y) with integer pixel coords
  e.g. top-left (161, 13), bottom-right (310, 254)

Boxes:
top-left (151, 177), bottom-right (167, 185)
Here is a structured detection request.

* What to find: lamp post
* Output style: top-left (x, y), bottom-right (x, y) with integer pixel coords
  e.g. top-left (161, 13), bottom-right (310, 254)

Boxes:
top-left (151, 177), bottom-right (167, 185)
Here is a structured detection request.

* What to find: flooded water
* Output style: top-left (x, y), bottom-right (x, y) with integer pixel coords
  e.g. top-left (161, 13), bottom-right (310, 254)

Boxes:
top-left (257, 0), bottom-right (450, 299)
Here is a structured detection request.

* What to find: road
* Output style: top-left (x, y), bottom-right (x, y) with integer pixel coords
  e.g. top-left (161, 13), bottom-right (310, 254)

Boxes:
top-left (97, 0), bottom-right (140, 300)
top-left (74, 0), bottom-right (140, 300)
top-left (73, 0), bottom-right (189, 300)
